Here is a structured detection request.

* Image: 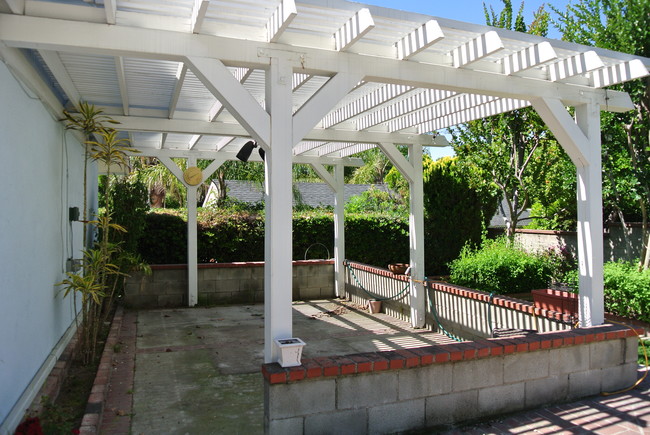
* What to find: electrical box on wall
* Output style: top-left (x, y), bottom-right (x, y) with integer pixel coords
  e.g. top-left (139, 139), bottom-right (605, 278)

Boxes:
top-left (66, 258), bottom-right (82, 273)
top-left (69, 206), bottom-right (80, 222)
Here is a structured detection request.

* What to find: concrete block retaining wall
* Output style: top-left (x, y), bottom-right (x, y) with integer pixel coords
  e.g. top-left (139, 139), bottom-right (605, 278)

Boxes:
top-left (344, 261), bottom-right (570, 339)
top-left (263, 324), bottom-right (640, 434)
top-left (490, 225), bottom-right (645, 264)
top-left (124, 260), bottom-right (334, 308)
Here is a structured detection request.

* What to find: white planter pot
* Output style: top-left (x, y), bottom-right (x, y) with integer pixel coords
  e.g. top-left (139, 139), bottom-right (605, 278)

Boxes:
top-left (274, 338), bottom-right (306, 367)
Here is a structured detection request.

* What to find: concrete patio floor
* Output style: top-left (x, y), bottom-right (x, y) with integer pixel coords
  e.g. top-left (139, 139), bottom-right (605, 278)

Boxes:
top-left (101, 299), bottom-right (457, 434)
top-left (98, 299), bottom-right (650, 434)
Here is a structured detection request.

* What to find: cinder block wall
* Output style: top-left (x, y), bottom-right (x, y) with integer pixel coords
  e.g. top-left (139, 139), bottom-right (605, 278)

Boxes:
top-left (263, 324), bottom-right (640, 434)
top-left (344, 261), bottom-right (570, 340)
top-left (493, 226), bottom-right (644, 264)
top-left (124, 260), bottom-right (334, 307)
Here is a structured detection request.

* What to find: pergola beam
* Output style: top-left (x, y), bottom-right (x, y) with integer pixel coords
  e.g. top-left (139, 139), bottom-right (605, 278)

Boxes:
top-left (334, 8), bottom-right (374, 52)
top-left (185, 56), bottom-right (270, 146)
top-left (378, 142), bottom-right (414, 183)
top-left (548, 51), bottom-right (603, 82)
top-left (108, 115), bottom-right (438, 145)
top-left (322, 83), bottom-right (412, 128)
top-left (357, 88), bottom-right (455, 130)
top-left (126, 147), bottom-right (364, 167)
top-left (0, 14), bottom-right (634, 112)
top-left (0, 43), bottom-right (62, 117)
top-left (266, 0), bottom-right (297, 43)
top-left (591, 59), bottom-right (648, 88)
top-left (191, 0), bottom-right (209, 34)
top-left (38, 49), bottom-right (81, 106)
top-left (396, 20), bottom-right (444, 60)
top-left (115, 56), bottom-right (129, 115)
top-left (293, 70), bottom-right (364, 144)
top-left (503, 41), bottom-right (557, 75)
top-left (168, 63), bottom-right (186, 119)
top-left (104, 0), bottom-right (116, 25)
top-left (2, 0), bottom-right (24, 14)
top-left (452, 31), bottom-right (504, 68)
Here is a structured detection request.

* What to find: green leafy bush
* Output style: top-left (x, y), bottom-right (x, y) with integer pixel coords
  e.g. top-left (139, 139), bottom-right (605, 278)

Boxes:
top-left (138, 208), bottom-right (408, 268)
top-left (345, 213), bottom-right (409, 267)
top-left (423, 156), bottom-right (498, 275)
top-left (557, 261), bottom-right (650, 323)
top-left (293, 211), bottom-right (334, 260)
top-left (603, 262), bottom-right (650, 322)
top-left (198, 208), bottom-right (265, 263)
top-left (344, 186), bottom-right (407, 217)
top-left (138, 212), bottom-right (188, 263)
top-left (448, 238), bottom-right (556, 294)
top-left (108, 177), bottom-right (150, 253)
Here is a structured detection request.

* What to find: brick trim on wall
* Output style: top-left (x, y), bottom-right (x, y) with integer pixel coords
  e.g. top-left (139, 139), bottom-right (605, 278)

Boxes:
top-left (150, 259), bottom-right (335, 270)
top-left (262, 323), bottom-right (640, 384)
top-left (345, 260), bottom-right (574, 323)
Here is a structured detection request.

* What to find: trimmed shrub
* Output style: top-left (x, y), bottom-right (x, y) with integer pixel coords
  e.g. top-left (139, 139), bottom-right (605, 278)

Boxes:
top-left (562, 262), bottom-right (650, 323)
top-left (345, 213), bottom-right (409, 267)
top-left (603, 262), bottom-right (650, 322)
top-left (293, 211), bottom-right (335, 260)
top-left (198, 209), bottom-right (265, 263)
top-left (108, 177), bottom-right (150, 253)
top-left (137, 209), bottom-right (408, 268)
top-left (448, 237), bottom-right (556, 294)
top-left (422, 157), bottom-right (498, 275)
top-left (138, 212), bottom-right (188, 264)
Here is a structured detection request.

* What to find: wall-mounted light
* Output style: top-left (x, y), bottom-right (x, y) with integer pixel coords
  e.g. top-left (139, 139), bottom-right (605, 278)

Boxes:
top-left (236, 140), bottom-right (257, 162)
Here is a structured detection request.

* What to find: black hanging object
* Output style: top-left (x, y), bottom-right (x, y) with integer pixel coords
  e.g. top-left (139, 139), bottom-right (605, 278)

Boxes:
top-left (236, 140), bottom-right (257, 162)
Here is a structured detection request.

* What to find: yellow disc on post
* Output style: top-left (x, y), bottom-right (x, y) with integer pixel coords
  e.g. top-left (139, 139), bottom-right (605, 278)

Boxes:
top-left (183, 166), bottom-right (203, 186)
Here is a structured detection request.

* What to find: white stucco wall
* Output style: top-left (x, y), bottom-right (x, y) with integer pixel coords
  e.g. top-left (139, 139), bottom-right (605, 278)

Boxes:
top-left (0, 61), bottom-right (89, 429)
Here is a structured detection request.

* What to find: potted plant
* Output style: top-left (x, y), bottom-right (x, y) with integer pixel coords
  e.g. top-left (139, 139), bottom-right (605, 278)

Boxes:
top-left (274, 338), bottom-right (306, 367)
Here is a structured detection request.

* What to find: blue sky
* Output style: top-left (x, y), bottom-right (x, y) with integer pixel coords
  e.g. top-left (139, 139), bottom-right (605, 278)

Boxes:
top-left (360, 0), bottom-right (573, 158)
top-left (363, 0), bottom-right (571, 39)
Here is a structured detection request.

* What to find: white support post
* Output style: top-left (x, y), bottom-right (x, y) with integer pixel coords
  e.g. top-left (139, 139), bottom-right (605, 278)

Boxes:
top-left (186, 156), bottom-right (199, 307)
top-left (334, 164), bottom-right (346, 298)
top-left (532, 97), bottom-right (605, 327)
top-left (187, 186), bottom-right (198, 307)
top-left (264, 56), bottom-right (294, 363)
top-left (575, 103), bottom-right (604, 326)
top-left (408, 144), bottom-right (426, 328)
top-left (158, 156), bottom-right (225, 307)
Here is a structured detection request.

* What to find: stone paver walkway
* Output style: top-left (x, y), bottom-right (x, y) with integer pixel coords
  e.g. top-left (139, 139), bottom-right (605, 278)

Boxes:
top-left (98, 300), bottom-right (650, 434)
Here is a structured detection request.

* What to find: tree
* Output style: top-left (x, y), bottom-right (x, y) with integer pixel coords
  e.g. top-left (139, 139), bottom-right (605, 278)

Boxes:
top-left (349, 147), bottom-right (396, 184)
top-left (553, 0), bottom-right (650, 269)
top-left (451, 0), bottom-right (554, 238)
top-left (526, 143), bottom-right (577, 231)
top-left (422, 156), bottom-right (498, 275)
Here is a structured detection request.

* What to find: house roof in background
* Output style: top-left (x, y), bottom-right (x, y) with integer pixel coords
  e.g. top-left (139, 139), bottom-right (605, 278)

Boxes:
top-left (204, 180), bottom-right (391, 208)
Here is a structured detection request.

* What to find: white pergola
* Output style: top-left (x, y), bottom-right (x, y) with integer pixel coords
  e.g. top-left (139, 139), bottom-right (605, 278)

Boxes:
top-left (2, 0), bottom-right (649, 363)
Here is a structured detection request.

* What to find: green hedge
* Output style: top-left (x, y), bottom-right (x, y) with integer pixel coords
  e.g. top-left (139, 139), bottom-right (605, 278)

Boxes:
top-left (448, 238), bottom-right (556, 294)
top-left (422, 157), bottom-right (498, 275)
top-left (603, 262), bottom-right (650, 322)
top-left (563, 262), bottom-right (650, 323)
top-left (137, 209), bottom-right (408, 269)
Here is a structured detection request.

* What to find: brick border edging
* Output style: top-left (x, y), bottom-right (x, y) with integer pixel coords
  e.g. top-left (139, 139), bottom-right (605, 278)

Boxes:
top-left (23, 324), bottom-right (80, 420)
top-left (345, 261), bottom-right (574, 323)
top-left (262, 323), bottom-right (642, 384)
top-left (149, 259), bottom-right (335, 270)
top-left (78, 306), bottom-right (124, 434)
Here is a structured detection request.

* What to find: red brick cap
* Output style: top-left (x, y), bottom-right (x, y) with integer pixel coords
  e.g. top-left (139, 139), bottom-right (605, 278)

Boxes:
top-left (261, 322), bottom-right (635, 384)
